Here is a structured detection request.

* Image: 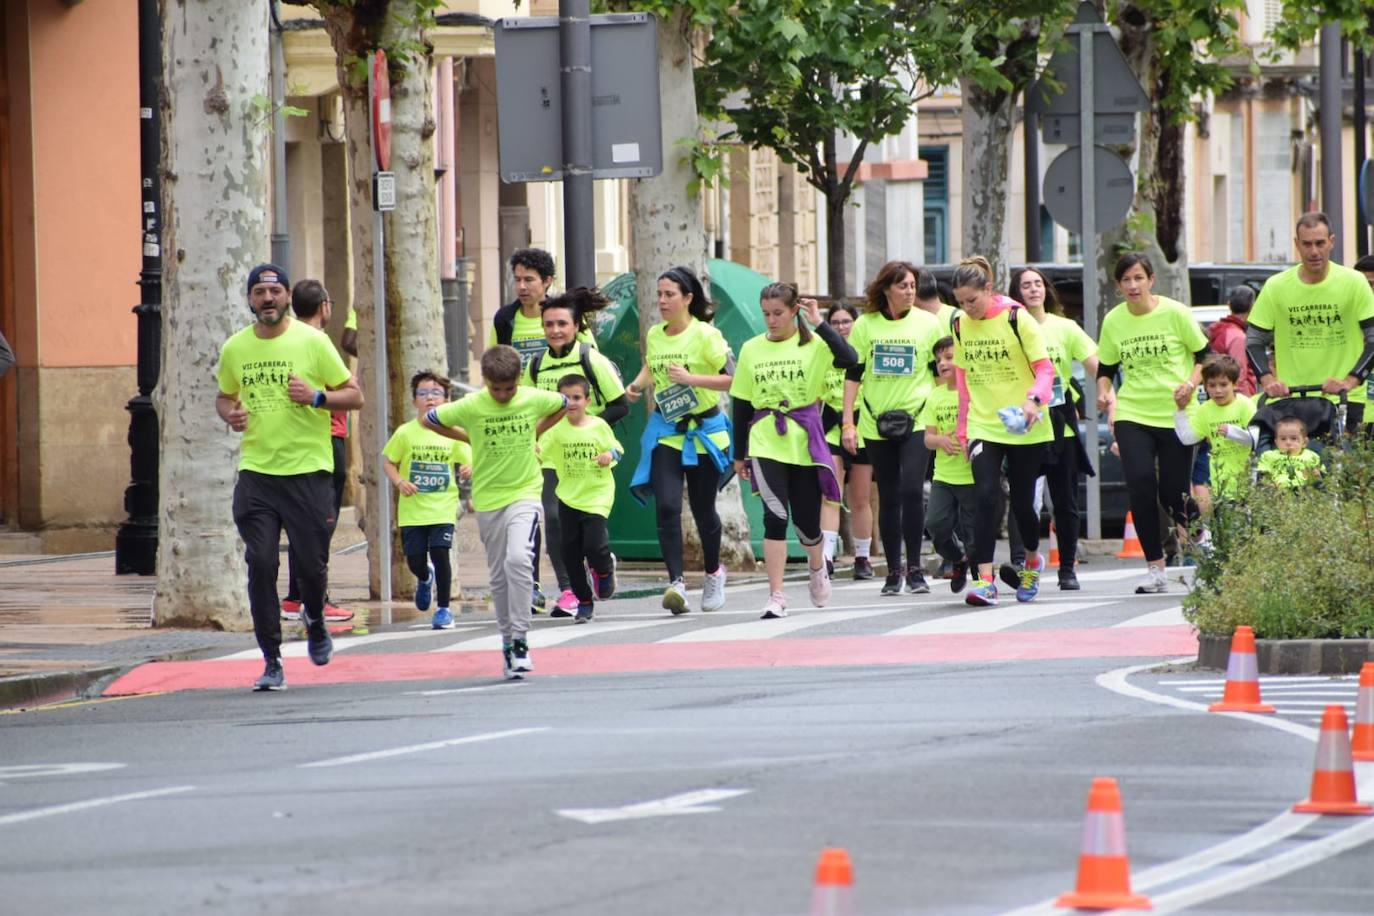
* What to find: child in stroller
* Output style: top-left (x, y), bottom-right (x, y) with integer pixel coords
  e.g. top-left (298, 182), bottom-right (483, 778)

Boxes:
top-left (1247, 385), bottom-right (1346, 455)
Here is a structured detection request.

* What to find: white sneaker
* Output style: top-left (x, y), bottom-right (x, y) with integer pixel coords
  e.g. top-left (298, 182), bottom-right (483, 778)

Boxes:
top-left (760, 591), bottom-right (788, 619)
top-left (701, 567), bottom-right (727, 612)
top-left (663, 578), bottom-right (690, 615)
top-left (1134, 568), bottom-right (1168, 594)
top-left (807, 565), bottom-right (831, 607)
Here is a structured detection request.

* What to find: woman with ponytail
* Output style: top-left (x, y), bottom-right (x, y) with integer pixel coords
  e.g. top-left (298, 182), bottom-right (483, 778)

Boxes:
top-left (820, 303), bottom-right (875, 580)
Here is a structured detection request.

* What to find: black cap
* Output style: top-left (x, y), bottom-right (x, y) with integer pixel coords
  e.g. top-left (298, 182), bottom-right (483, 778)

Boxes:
top-left (247, 263), bottom-right (289, 293)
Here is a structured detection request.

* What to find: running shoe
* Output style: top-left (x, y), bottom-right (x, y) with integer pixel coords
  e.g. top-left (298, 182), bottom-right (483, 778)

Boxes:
top-left (935, 558), bottom-right (954, 580)
top-left (253, 657), bottom-right (285, 691)
top-left (905, 567), bottom-right (930, 595)
top-left (808, 564), bottom-right (832, 607)
top-left (553, 589), bottom-right (579, 616)
top-left (701, 567), bottom-right (727, 612)
top-left (415, 565), bottom-right (434, 612)
top-left (949, 558), bottom-right (969, 594)
top-left (279, 599), bottom-right (302, 621)
top-left (1057, 567), bottom-right (1080, 591)
top-left (663, 578), bottom-right (691, 615)
top-left (1016, 554), bottom-right (1043, 603)
top-left (880, 571), bottom-right (904, 596)
top-left (1134, 568), bottom-right (1168, 594)
top-left (591, 553), bottom-right (618, 600)
top-left (852, 557), bottom-right (874, 580)
top-left (531, 582), bottom-right (547, 615)
top-left (998, 562), bottom-right (1023, 590)
top-left (964, 579), bottom-right (999, 607)
top-left (760, 591), bottom-right (788, 619)
top-left (511, 638), bottom-right (533, 673)
top-left (323, 603), bottom-right (354, 623)
top-left (502, 644), bottom-right (521, 680)
top-left (302, 611), bottom-right (333, 666)
top-left (574, 603), bottom-right (594, 624)
top-left (432, 607), bottom-right (455, 629)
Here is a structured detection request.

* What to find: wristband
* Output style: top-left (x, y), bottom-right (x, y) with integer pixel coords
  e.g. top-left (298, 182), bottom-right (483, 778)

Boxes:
top-left (313, 389), bottom-right (326, 408)
top-left (842, 422), bottom-right (857, 431)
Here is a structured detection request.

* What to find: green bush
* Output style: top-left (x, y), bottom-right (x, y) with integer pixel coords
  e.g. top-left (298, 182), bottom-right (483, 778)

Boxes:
top-left (1183, 441), bottom-right (1374, 639)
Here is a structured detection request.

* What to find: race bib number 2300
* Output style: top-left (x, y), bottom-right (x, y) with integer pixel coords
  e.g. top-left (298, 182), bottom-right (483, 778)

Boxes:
top-left (408, 461), bottom-right (451, 493)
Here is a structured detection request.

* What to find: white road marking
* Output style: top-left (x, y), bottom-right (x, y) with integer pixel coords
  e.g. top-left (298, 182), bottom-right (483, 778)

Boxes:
top-left (1175, 685), bottom-right (1356, 694)
top-left (0, 763), bottom-right (125, 781)
top-left (1113, 605), bottom-right (1185, 627)
top-left (436, 620), bottom-right (680, 652)
top-left (658, 607), bottom-right (912, 643)
top-left (402, 685), bottom-right (504, 697)
top-left (0, 785), bottom-right (195, 826)
top-left (884, 601), bottom-right (1105, 636)
top-left (557, 788), bottom-right (751, 824)
top-left (217, 626), bottom-right (483, 661)
top-left (1166, 675), bottom-right (1353, 685)
top-left (299, 727), bottom-right (549, 768)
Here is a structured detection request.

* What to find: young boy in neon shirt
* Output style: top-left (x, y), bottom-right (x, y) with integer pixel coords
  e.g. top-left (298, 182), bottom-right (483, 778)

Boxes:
top-left (538, 374), bottom-right (624, 622)
top-left (1173, 354), bottom-right (1257, 511)
top-left (1257, 416), bottom-right (1323, 489)
top-left (421, 346), bottom-right (566, 679)
top-left (920, 336), bottom-right (973, 593)
top-left (383, 371), bottom-right (472, 630)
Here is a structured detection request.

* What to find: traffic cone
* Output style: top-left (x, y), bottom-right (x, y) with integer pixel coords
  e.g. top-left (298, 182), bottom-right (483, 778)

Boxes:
top-left (1208, 625), bottom-right (1276, 713)
top-left (1292, 704), bottom-right (1373, 815)
top-left (1047, 521), bottom-right (1061, 569)
top-left (1054, 777), bottom-right (1151, 910)
top-left (809, 847), bottom-right (855, 916)
top-left (1116, 512), bottom-right (1144, 559)
top-left (1352, 662), bottom-right (1374, 762)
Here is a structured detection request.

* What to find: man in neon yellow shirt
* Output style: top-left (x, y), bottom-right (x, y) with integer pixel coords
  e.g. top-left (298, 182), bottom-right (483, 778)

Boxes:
top-left (216, 264), bottom-right (364, 691)
top-left (1246, 211), bottom-right (1374, 431)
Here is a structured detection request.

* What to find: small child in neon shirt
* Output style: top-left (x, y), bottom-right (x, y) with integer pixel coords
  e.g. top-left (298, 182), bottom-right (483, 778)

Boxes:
top-left (1256, 415), bottom-right (1322, 489)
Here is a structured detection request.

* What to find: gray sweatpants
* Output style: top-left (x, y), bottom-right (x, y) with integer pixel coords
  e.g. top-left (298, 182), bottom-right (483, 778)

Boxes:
top-left (927, 480), bottom-right (976, 565)
top-left (477, 499), bottom-right (542, 641)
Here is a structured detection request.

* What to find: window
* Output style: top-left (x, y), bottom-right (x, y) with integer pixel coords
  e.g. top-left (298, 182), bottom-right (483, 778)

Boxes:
top-left (920, 145), bottom-right (948, 264)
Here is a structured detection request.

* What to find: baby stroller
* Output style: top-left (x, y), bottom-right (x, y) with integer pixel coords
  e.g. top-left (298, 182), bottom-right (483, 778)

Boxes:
top-left (1248, 385), bottom-right (1346, 455)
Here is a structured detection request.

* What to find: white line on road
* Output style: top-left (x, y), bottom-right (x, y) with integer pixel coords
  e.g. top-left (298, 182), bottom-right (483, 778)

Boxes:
top-left (657, 607), bottom-right (912, 643)
top-left (401, 685), bottom-right (505, 697)
top-left (0, 785), bottom-right (196, 826)
top-left (299, 727), bottom-right (548, 768)
top-left (1113, 605), bottom-right (1185, 628)
top-left (436, 620), bottom-right (680, 652)
top-left (557, 788), bottom-right (751, 824)
top-left (0, 763), bottom-right (125, 781)
top-left (217, 626), bottom-right (484, 661)
top-left (884, 601), bottom-right (1106, 636)
top-left (1165, 675), bottom-right (1354, 685)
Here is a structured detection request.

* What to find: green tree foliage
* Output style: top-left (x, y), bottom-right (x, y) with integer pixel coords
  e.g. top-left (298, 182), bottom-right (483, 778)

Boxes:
top-left (1268, 0), bottom-right (1374, 54)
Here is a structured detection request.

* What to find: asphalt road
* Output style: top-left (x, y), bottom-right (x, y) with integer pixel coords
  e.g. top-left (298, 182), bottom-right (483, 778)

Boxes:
top-left (2, 563), bottom-right (1371, 915)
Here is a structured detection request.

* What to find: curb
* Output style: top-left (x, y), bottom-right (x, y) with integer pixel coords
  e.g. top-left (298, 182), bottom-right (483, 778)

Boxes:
top-left (0, 665), bottom-right (123, 712)
top-left (1197, 633), bottom-right (1374, 675)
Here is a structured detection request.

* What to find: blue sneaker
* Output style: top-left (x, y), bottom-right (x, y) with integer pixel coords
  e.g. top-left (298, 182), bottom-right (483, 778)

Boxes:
top-left (1016, 554), bottom-right (1043, 603)
top-left (432, 606), bottom-right (455, 629)
top-left (415, 565), bottom-right (434, 612)
top-left (574, 602), bottom-right (594, 624)
top-left (965, 579), bottom-right (998, 607)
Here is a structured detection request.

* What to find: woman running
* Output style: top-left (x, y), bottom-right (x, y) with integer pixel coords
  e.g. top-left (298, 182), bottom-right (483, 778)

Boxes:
top-left (1096, 252), bottom-right (1208, 594)
top-left (524, 288), bottom-right (629, 616)
top-left (950, 256), bottom-right (1056, 606)
top-left (626, 266), bottom-right (734, 614)
top-left (820, 303), bottom-right (875, 580)
top-left (731, 285), bottom-right (858, 618)
top-left (842, 261), bottom-right (941, 596)
top-left (1010, 266), bottom-right (1099, 590)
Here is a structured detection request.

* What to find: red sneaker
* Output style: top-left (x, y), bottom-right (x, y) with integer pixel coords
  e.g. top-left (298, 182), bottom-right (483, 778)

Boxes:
top-left (323, 603), bottom-right (355, 623)
top-left (280, 599), bottom-right (302, 621)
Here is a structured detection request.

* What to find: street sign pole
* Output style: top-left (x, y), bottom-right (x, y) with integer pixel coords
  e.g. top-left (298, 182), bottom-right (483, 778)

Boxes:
top-left (560, 0), bottom-right (595, 289)
top-left (1074, 18), bottom-right (1102, 542)
top-left (370, 50), bottom-right (394, 616)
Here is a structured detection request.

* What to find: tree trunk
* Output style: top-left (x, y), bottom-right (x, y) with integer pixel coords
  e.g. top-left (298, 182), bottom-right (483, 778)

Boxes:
top-left (153, 0), bottom-right (266, 628)
top-left (628, 8), bottom-right (753, 570)
top-left (823, 132), bottom-right (847, 299)
top-left (961, 78), bottom-right (1016, 291)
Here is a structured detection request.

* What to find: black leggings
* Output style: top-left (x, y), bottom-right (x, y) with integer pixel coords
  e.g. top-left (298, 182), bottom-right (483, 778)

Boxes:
top-left (749, 457), bottom-right (823, 544)
top-left (650, 444), bottom-right (723, 582)
top-left (559, 502), bottom-right (614, 603)
top-left (532, 468), bottom-right (570, 590)
top-left (1043, 431), bottom-right (1082, 566)
top-left (405, 547), bottom-right (453, 608)
top-left (970, 440), bottom-right (1047, 566)
top-left (866, 435), bottom-right (929, 572)
top-left (1113, 420), bottom-right (1197, 563)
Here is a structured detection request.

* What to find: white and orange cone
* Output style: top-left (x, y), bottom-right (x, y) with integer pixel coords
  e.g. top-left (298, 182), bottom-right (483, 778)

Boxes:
top-left (1116, 512), bottom-right (1144, 559)
top-left (1208, 626), bottom-right (1275, 714)
top-left (809, 847), bottom-right (855, 916)
top-left (1352, 662), bottom-right (1374, 762)
top-left (1054, 777), bottom-right (1151, 910)
top-left (1048, 521), bottom-right (1061, 569)
top-left (1292, 704), bottom-right (1373, 815)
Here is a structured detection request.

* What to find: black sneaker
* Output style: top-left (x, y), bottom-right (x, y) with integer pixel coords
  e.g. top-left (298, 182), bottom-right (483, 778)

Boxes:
top-left (998, 562), bottom-right (1023, 590)
top-left (253, 657), bottom-right (285, 691)
top-left (302, 612), bottom-right (333, 666)
top-left (950, 559), bottom-right (969, 594)
top-left (905, 567), bottom-right (930, 595)
top-left (881, 570), bottom-right (904, 596)
top-left (852, 557), bottom-right (875, 580)
top-left (1058, 566), bottom-right (1081, 590)
top-left (511, 638), bottom-right (533, 674)
top-left (550, 605), bottom-right (573, 618)
top-left (574, 603), bottom-right (593, 624)
top-left (502, 644), bottom-right (521, 680)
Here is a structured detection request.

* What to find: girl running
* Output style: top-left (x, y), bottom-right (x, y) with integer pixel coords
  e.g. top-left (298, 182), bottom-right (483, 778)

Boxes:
top-left (731, 285), bottom-right (858, 619)
top-left (842, 261), bottom-right (941, 596)
top-left (950, 256), bottom-right (1056, 606)
top-left (1096, 252), bottom-right (1208, 594)
top-left (820, 303), bottom-right (875, 580)
top-left (626, 266), bottom-right (734, 614)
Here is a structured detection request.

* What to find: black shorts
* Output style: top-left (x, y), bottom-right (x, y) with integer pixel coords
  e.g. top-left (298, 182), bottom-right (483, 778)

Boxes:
top-left (401, 523), bottom-right (454, 556)
top-left (828, 440), bottom-right (870, 468)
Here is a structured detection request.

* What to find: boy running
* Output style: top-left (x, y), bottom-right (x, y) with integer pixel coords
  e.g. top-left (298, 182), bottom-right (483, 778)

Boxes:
top-left (1173, 354), bottom-right (1257, 508)
top-left (920, 336), bottom-right (973, 593)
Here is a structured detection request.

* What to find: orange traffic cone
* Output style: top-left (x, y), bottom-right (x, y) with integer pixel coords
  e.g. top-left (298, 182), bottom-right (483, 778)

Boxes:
top-left (1208, 626), bottom-right (1276, 713)
top-left (1292, 705), bottom-right (1372, 814)
top-left (1116, 512), bottom-right (1144, 559)
top-left (1352, 662), bottom-right (1374, 762)
top-left (1047, 521), bottom-right (1061, 569)
top-left (809, 847), bottom-right (855, 916)
top-left (1054, 777), bottom-right (1151, 910)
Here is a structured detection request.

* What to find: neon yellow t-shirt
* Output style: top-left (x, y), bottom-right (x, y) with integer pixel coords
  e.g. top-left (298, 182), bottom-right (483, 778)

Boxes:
top-left (216, 319), bottom-right (352, 475)
top-left (919, 383), bottom-right (973, 485)
top-left (383, 419), bottom-right (473, 527)
top-left (730, 332), bottom-right (838, 465)
top-left (954, 306), bottom-right (1052, 445)
top-left (487, 307), bottom-right (595, 367)
top-left (539, 416), bottom-right (623, 517)
top-left (521, 344), bottom-right (625, 416)
top-left (848, 307), bottom-right (941, 442)
top-left (433, 387), bottom-right (566, 511)
top-left (645, 317), bottom-right (732, 452)
top-left (1256, 447), bottom-right (1321, 489)
top-left (1038, 313), bottom-right (1096, 435)
top-left (822, 364), bottom-right (850, 447)
top-left (1097, 297), bottom-right (1207, 429)
top-left (1249, 262), bottom-right (1374, 405)
top-left (1185, 394), bottom-right (1256, 497)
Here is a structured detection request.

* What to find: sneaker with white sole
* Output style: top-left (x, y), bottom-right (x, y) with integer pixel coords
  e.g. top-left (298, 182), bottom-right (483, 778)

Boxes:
top-left (1134, 568), bottom-right (1168, 594)
top-left (502, 644), bottom-right (522, 680)
top-left (760, 591), bottom-right (788, 619)
top-left (591, 553), bottom-right (618, 600)
top-left (279, 599), bottom-right (302, 621)
top-left (663, 578), bottom-right (690, 615)
top-left (431, 606), bottom-right (455, 629)
top-left (552, 589), bottom-right (578, 617)
top-left (511, 638), bottom-right (533, 673)
top-left (253, 657), bottom-right (285, 691)
top-left (701, 567), bottom-right (727, 612)
top-left (807, 565), bottom-right (831, 607)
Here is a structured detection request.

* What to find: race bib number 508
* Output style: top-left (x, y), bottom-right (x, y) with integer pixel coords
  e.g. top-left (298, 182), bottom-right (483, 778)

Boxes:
top-left (873, 343), bottom-right (915, 377)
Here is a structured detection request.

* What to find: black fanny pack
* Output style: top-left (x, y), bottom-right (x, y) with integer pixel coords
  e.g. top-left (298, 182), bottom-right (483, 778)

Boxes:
top-left (875, 409), bottom-right (914, 442)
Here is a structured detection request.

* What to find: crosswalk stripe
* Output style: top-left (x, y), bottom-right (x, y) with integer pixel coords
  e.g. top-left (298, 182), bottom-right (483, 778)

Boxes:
top-left (1113, 605), bottom-right (1185, 628)
top-left (435, 618), bottom-right (681, 652)
top-left (658, 606), bottom-right (913, 644)
top-left (884, 601), bottom-right (1106, 636)
top-left (218, 626), bottom-right (482, 661)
